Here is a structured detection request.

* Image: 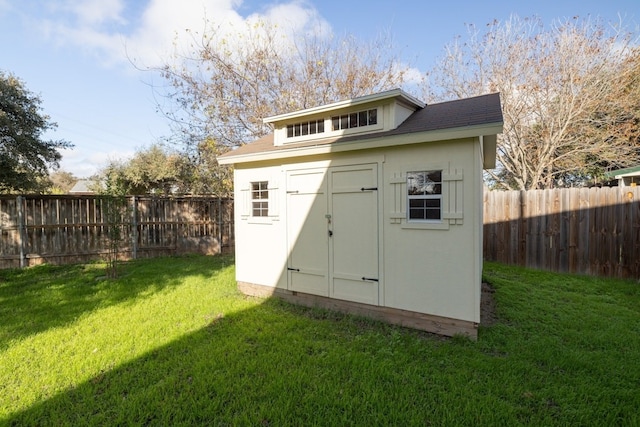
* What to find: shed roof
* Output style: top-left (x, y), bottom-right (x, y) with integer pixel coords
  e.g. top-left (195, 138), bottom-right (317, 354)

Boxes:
top-left (219, 92), bottom-right (502, 164)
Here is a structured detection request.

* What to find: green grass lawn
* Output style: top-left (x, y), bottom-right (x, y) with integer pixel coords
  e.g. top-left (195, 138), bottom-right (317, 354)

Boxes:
top-left (1, 256), bottom-right (639, 426)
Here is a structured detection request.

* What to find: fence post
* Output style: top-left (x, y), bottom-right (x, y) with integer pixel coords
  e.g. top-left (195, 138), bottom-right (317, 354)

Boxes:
top-left (131, 196), bottom-right (138, 260)
top-left (518, 190), bottom-right (527, 267)
top-left (217, 197), bottom-right (223, 253)
top-left (16, 195), bottom-right (26, 268)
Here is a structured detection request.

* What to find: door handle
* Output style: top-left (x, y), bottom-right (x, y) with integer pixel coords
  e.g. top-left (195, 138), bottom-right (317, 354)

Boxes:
top-left (328, 230), bottom-right (333, 237)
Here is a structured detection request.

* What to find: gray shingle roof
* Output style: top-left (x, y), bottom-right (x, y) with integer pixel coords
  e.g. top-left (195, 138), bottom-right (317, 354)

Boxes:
top-left (219, 92), bottom-right (502, 159)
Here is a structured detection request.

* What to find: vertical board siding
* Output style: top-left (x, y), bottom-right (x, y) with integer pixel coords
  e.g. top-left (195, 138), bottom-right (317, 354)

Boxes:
top-left (484, 187), bottom-right (640, 279)
top-left (0, 195), bottom-right (234, 269)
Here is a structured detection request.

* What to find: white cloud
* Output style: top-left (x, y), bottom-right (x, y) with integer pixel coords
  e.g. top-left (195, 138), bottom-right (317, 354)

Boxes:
top-left (401, 65), bottom-right (426, 86)
top-left (0, 0), bottom-right (11, 15)
top-left (247, 2), bottom-right (331, 39)
top-left (60, 146), bottom-right (135, 178)
top-left (69, 0), bottom-right (125, 25)
top-left (37, 0), bottom-right (333, 69)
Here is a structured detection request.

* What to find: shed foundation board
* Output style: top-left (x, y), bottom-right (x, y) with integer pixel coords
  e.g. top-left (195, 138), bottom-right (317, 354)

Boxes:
top-left (238, 281), bottom-right (478, 340)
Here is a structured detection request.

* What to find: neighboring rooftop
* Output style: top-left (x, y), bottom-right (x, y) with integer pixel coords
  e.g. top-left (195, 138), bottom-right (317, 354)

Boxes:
top-left (604, 165), bottom-right (640, 180)
top-left (68, 179), bottom-right (97, 194)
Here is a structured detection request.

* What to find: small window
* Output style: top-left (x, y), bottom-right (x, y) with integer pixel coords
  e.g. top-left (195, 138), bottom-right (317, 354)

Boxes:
top-left (407, 171), bottom-right (442, 221)
top-left (332, 116), bottom-right (340, 131)
top-left (340, 114), bottom-right (349, 129)
top-left (368, 109), bottom-right (377, 125)
top-left (286, 119), bottom-right (325, 139)
top-left (358, 111), bottom-right (367, 127)
top-left (331, 108), bottom-right (378, 131)
top-left (251, 181), bottom-right (269, 217)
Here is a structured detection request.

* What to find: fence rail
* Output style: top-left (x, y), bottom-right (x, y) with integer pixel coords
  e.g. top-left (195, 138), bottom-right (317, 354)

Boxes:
top-left (3, 189), bottom-right (639, 278)
top-left (0, 195), bottom-right (234, 269)
top-left (483, 186), bottom-right (640, 278)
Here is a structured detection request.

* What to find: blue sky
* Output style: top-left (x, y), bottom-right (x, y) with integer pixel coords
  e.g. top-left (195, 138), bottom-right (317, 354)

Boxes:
top-left (1, 0), bottom-right (638, 178)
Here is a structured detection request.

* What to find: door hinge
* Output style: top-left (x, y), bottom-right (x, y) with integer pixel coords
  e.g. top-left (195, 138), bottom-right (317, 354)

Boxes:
top-left (361, 277), bottom-right (379, 282)
top-left (360, 187), bottom-right (378, 191)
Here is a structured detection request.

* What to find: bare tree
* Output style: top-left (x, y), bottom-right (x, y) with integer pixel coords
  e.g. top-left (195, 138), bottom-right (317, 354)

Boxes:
top-left (155, 21), bottom-right (407, 153)
top-left (425, 16), bottom-right (639, 190)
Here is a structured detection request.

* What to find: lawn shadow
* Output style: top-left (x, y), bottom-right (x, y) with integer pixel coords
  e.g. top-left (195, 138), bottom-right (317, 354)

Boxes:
top-left (3, 297), bottom-right (442, 426)
top-left (5, 273), bottom-right (640, 425)
top-left (0, 255), bottom-right (233, 350)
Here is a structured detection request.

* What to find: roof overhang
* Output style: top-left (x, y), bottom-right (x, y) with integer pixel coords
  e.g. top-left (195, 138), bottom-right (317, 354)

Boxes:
top-left (481, 134), bottom-right (498, 169)
top-left (604, 166), bottom-right (640, 180)
top-left (219, 122), bottom-right (502, 165)
top-left (615, 171), bottom-right (640, 179)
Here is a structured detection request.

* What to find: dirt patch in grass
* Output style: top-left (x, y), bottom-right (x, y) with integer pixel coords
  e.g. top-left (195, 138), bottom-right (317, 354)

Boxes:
top-left (480, 282), bottom-right (497, 327)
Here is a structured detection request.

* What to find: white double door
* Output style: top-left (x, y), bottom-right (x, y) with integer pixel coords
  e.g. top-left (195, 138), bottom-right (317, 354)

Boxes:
top-left (286, 163), bottom-right (379, 305)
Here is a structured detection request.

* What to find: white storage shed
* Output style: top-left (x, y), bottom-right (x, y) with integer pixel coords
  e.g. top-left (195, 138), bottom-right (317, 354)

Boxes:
top-left (218, 89), bottom-right (502, 339)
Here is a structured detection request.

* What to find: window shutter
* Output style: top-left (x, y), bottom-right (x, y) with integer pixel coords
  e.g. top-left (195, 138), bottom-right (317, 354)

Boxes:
top-left (239, 184), bottom-right (250, 220)
top-left (388, 172), bottom-right (406, 224)
top-left (442, 169), bottom-right (463, 225)
top-left (268, 179), bottom-right (279, 219)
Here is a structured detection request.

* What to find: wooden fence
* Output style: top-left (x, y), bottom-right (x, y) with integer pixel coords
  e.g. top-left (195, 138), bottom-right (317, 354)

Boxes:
top-left (0, 195), bottom-right (234, 269)
top-left (484, 187), bottom-right (640, 278)
top-left (4, 189), bottom-right (639, 278)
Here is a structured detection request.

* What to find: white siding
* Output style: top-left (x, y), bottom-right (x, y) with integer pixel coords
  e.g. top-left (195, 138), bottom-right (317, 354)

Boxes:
top-left (233, 165), bottom-right (287, 290)
top-left (233, 138), bottom-right (483, 324)
top-left (381, 139), bottom-right (481, 323)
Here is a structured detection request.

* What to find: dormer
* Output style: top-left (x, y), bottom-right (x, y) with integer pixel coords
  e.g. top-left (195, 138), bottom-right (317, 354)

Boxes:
top-left (265, 88), bottom-right (425, 147)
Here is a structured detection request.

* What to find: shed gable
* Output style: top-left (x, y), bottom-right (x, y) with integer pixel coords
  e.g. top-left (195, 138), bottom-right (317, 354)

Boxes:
top-left (265, 89), bottom-right (425, 147)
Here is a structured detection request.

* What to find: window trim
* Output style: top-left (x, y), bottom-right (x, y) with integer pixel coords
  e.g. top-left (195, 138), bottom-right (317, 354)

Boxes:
top-left (281, 107), bottom-right (383, 144)
top-left (406, 170), bottom-right (443, 223)
top-left (251, 181), bottom-right (269, 217)
top-left (331, 108), bottom-right (378, 131)
top-left (285, 119), bottom-right (326, 140)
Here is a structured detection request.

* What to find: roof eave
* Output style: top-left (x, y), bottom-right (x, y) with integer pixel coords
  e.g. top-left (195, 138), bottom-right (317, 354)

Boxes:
top-left (218, 122), bottom-right (503, 165)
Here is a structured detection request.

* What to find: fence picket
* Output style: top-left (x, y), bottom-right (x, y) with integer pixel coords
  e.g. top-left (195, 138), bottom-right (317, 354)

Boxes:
top-left (5, 188), bottom-right (640, 278)
top-left (484, 187), bottom-right (640, 278)
top-left (0, 195), bottom-right (234, 269)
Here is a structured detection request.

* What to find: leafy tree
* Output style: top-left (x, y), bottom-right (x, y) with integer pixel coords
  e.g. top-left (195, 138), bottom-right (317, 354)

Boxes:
top-left (48, 170), bottom-right (78, 194)
top-left (0, 71), bottom-right (71, 193)
top-left (182, 138), bottom-right (233, 196)
top-left (425, 16), bottom-right (639, 190)
top-left (98, 142), bottom-right (232, 196)
top-left (100, 144), bottom-right (186, 195)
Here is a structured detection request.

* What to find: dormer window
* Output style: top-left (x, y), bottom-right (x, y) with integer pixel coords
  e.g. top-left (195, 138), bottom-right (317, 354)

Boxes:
top-left (286, 119), bottom-right (325, 138)
top-left (331, 108), bottom-right (377, 131)
top-left (267, 89), bottom-right (424, 147)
